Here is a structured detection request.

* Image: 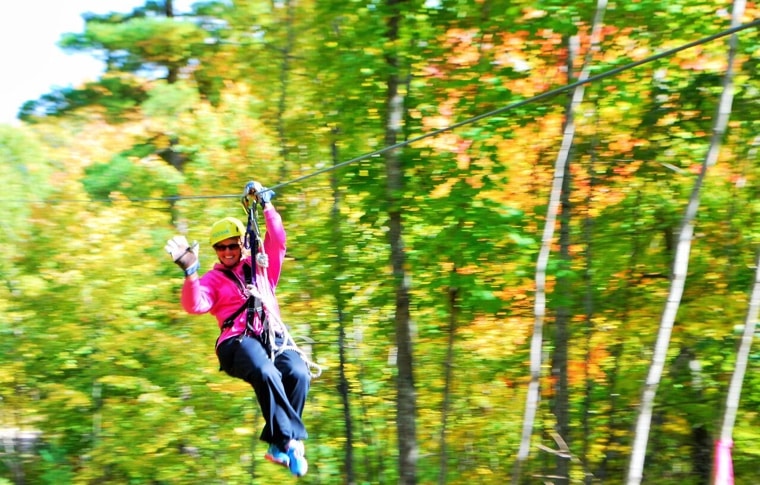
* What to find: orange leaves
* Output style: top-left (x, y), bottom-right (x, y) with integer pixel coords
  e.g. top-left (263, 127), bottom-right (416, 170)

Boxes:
top-left (743, 2), bottom-right (760, 21)
top-left (677, 53), bottom-right (728, 72)
top-left (568, 344), bottom-right (611, 386)
top-left (607, 134), bottom-right (642, 154)
top-left (494, 285), bottom-right (532, 306)
top-left (442, 28), bottom-right (482, 66)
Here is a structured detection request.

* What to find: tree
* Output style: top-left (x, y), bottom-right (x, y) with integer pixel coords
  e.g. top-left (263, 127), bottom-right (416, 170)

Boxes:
top-left (626, 1), bottom-right (746, 482)
top-left (714, 250), bottom-right (760, 485)
top-left (383, 0), bottom-right (418, 482)
top-left (514, 1), bottom-right (608, 481)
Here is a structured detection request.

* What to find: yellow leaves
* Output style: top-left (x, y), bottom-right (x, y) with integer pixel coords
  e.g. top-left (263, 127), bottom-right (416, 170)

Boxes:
top-left (137, 392), bottom-right (170, 405)
top-left (660, 413), bottom-right (691, 436)
top-left (471, 466), bottom-right (495, 476)
top-left (0, 363), bottom-right (23, 386)
top-left (430, 177), bottom-right (455, 199)
top-left (40, 383), bottom-right (91, 409)
top-left (522, 8), bottom-right (547, 20)
top-left (676, 291), bottom-right (748, 339)
top-left (14, 274), bottom-right (48, 298)
top-left (206, 380), bottom-right (251, 395)
top-left (458, 314), bottom-right (530, 357)
top-left (233, 426), bottom-right (255, 436)
top-left (98, 375), bottom-right (158, 393)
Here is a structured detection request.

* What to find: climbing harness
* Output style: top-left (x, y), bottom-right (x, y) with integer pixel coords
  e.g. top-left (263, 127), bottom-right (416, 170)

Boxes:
top-left (240, 183), bottom-right (323, 378)
top-left (217, 264), bottom-right (255, 333)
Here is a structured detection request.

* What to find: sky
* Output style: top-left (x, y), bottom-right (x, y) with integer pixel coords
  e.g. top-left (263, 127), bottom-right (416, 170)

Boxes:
top-left (0, 1), bottom-right (193, 125)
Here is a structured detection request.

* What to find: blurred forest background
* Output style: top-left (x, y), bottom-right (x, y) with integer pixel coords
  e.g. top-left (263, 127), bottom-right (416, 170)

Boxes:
top-left (1, 0), bottom-right (759, 484)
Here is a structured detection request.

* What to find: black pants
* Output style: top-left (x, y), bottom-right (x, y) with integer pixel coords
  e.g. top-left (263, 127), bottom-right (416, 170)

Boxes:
top-left (217, 335), bottom-right (310, 447)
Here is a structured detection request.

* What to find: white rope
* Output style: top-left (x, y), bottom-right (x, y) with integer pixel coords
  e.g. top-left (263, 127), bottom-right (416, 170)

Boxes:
top-left (243, 198), bottom-right (324, 378)
top-left (246, 278), bottom-right (324, 379)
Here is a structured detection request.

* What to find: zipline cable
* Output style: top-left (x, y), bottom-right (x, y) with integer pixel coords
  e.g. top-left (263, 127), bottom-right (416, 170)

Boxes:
top-left (2, 18), bottom-right (758, 206)
top-left (265, 18), bottom-right (759, 194)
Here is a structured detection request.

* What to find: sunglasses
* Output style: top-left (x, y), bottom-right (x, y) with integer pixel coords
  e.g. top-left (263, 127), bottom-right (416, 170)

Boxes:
top-left (214, 243), bottom-right (241, 251)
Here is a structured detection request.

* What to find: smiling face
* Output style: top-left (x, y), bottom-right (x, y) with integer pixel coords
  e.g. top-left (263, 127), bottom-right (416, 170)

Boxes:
top-left (213, 237), bottom-right (242, 268)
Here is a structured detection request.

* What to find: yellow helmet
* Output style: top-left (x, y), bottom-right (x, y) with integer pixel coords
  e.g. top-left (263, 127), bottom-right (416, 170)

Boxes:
top-left (209, 217), bottom-right (246, 246)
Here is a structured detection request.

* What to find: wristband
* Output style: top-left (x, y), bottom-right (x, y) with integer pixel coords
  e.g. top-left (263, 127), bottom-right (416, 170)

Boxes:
top-left (184, 261), bottom-right (200, 276)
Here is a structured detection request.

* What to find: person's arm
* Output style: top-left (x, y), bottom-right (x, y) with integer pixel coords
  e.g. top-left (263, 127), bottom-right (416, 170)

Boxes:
top-left (166, 235), bottom-right (214, 314)
top-left (180, 272), bottom-right (215, 314)
top-left (246, 181), bottom-right (286, 289)
top-left (263, 203), bottom-right (286, 289)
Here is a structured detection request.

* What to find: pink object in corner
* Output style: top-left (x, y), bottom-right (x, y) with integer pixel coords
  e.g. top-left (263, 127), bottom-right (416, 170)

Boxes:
top-left (713, 439), bottom-right (734, 485)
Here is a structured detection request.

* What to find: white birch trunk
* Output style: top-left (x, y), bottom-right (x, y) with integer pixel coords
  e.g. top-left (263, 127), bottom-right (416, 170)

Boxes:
top-left (713, 250), bottom-right (760, 485)
top-left (513, 1), bottom-right (607, 479)
top-left (626, 1), bottom-right (744, 483)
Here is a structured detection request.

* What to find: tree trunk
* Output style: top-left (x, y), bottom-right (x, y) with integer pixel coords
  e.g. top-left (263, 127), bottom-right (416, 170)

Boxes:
top-left (164, 0), bottom-right (178, 83)
top-left (551, 33), bottom-right (576, 485)
top-left (513, 2), bottom-right (607, 481)
top-left (330, 134), bottom-right (357, 485)
top-left (384, 0), bottom-right (416, 483)
top-left (714, 248), bottom-right (759, 485)
top-left (626, 2), bottom-right (743, 483)
top-left (438, 283), bottom-right (459, 485)
top-left (581, 125), bottom-right (600, 485)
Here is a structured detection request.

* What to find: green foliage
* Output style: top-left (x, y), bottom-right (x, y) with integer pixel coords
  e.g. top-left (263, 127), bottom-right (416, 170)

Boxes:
top-left (18, 77), bottom-right (149, 122)
top-left (60, 17), bottom-right (207, 73)
top-left (142, 81), bottom-right (200, 118)
top-left (82, 153), bottom-right (182, 200)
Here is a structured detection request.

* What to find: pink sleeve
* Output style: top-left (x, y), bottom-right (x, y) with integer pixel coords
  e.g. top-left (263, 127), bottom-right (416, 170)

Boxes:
top-left (181, 275), bottom-right (214, 314)
top-left (262, 205), bottom-right (287, 289)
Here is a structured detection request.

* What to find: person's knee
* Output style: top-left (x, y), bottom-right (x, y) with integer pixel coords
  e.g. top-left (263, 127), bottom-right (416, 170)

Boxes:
top-left (284, 361), bottom-right (311, 385)
top-left (251, 363), bottom-right (280, 383)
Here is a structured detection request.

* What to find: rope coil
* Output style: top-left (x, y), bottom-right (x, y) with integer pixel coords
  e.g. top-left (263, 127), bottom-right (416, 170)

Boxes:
top-left (245, 281), bottom-right (324, 378)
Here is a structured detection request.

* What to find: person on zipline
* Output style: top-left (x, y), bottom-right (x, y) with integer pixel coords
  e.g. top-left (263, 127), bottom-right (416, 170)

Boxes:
top-left (165, 181), bottom-right (311, 478)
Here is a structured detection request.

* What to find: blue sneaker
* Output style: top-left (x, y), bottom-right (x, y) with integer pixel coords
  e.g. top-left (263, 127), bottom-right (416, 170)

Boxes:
top-left (264, 443), bottom-right (289, 468)
top-left (286, 439), bottom-right (308, 477)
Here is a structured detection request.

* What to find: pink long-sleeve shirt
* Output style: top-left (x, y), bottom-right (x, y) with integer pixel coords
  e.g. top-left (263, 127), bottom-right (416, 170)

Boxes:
top-left (181, 206), bottom-right (287, 348)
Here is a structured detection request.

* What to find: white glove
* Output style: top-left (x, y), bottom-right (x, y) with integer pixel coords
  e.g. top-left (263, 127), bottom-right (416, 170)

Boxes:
top-left (165, 236), bottom-right (200, 276)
